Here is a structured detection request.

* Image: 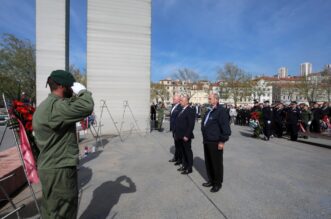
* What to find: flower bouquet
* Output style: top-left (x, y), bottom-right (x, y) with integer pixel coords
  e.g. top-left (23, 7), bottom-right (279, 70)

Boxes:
top-left (250, 111), bottom-right (262, 137)
top-left (319, 115), bottom-right (331, 134)
top-left (7, 100), bottom-right (39, 184)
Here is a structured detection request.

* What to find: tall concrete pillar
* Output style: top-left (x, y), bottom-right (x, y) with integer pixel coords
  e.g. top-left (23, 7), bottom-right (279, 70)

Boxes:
top-left (36, 0), bottom-right (70, 104)
top-left (87, 0), bottom-right (151, 134)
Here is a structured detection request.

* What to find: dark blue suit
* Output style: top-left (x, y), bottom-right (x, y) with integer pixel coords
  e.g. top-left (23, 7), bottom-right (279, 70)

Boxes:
top-left (170, 103), bottom-right (182, 162)
top-left (170, 104), bottom-right (182, 132)
top-left (201, 105), bottom-right (231, 186)
top-left (174, 106), bottom-right (195, 171)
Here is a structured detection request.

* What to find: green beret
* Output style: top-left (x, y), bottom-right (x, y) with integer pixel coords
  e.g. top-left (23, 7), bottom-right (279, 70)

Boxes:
top-left (48, 70), bottom-right (75, 86)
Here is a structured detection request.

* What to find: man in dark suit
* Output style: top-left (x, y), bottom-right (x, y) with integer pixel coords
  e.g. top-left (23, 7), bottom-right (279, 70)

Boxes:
top-left (169, 94), bottom-right (183, 165)
top-left (201, 93), bottom-right (231, 193)
top-left (273, 103), bottom-right (285, 138)
top-left (150, 103), bottom-right (157, 130)
top-left (286, 101), bottom-right (301, 141)
top-left (174, 95), bottom-right (195, 174)
top-left (262, 100), bottom-right (273, 141)
top-left (311, 102), bottom-right (322, 133)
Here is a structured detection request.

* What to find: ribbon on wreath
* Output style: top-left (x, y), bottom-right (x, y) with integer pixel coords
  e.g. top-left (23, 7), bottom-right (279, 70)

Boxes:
top-left (17, 119), bottom-right (39, 184)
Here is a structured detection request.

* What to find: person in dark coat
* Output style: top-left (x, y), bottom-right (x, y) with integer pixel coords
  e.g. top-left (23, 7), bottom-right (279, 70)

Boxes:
top-left (286, 101), bottom-right (301, 141)
top-left (169, 95), bottom-right (183, 165)
top-left (262, 100), bottom-right (273, 141)
top-left (310, 102), bottom-right (322, 133)
top-left (251, 100), bottom-right (260, 112)
top-left (273, 103), bottom-right (285, 138)
top-left (321, 102), bottom-right (330, 120)
top-left (201, 93), bottom-right (231, 193)
top-left (174, 95), bottom-right (196, 174)
top-left (150, 103), bottom-right (157, 129)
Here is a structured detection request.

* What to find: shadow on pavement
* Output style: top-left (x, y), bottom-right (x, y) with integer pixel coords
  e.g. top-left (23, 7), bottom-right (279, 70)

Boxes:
top-left (93, 138), bottom-right (109, 148)
top-left (78, 166), bottom-right (93, 190)
top-left (296, 139), bottom-right (331, 149)
top-left (79, 175), bottom-right (136, 219)
top-left (79, 151), bottom-right (103, 166)
top-left (239, 131), bottom-right (253, 138)
top-left (193, 157), bottom-right (208, 182)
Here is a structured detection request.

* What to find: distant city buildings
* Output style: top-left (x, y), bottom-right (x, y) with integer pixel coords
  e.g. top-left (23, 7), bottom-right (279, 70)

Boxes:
top-left (300, 62), bottom-right (312, 76)
top-left (153, 62), bottom-right (330, 106)
top-left (278, 67), bottom-right (288, 78)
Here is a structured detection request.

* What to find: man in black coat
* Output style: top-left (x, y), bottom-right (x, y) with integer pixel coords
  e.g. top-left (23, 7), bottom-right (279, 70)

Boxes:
top-left (201, 93), bottom-right (231, 193)
top-left (150, 103), bottom-right (157, 129)
top-left (321, 102), bottom-right (330, 120)
top-left (169, 94), bottom-right (183, 165)
top-left (273, 103), bottom-right (285, 138)
top-left (174, 95), bottom-right (195, 174)
top-left (262, 100), bottom-right (273, 141)
top-left (286, 101), bottom-right (301, 141)
top-left (310, 102), bottom-right (322, 133)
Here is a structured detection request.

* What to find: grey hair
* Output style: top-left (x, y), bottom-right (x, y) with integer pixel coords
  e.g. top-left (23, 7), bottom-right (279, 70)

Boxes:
top-left (181, 94), bottom-right (190, 101)
top-left (211, 93), bottom-right (219, 101)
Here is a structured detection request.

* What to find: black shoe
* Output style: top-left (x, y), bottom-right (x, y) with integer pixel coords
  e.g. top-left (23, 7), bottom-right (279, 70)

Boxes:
top-left (174, 161), bottom-right (181, 166)
top-left (169, 158), bottom-right (176, 162)
top-left (210, 185), bottom-right (222, 193)
top-left (181, 169), bottom-right (192, 174)
top-left (202, 182), bottom-right (213, 187)
top-left (177, 166), bottom-right (185, 171)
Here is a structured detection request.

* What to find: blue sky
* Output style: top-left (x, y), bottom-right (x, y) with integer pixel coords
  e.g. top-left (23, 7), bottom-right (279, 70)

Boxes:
top-left (1, 0), bottom-right (331, 82)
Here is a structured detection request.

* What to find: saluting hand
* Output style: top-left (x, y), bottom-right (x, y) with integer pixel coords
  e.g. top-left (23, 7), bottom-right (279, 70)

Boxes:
top-left (71, 82), bottom-right (86, 95)
top-left (218, 142), bottom-right (224, 150)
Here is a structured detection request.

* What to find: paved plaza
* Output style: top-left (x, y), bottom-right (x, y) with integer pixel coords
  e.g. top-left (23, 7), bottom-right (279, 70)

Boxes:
top-left (1, 123), bottom-right (331, 219)
top-left (0, 126), bottom-right (16, 152)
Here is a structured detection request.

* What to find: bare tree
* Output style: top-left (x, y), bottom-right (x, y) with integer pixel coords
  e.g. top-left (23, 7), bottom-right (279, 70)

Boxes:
top-left (171, 68), bottom-right (201, 97)
top-left (217, 63), bottom-right (251, 106)
top-left (296, 76), bottom-right (320, 103)
top-left (239, 80), bottom-right (254, 102)
top-left (69, 64), bottom-right (87, 86)
top-left (172, 68), bottom-right (200, 82)
top-left (321, 68), bottom-right (331, 102)
top-left (282, 82), bottom-right (298, 101)
top-left (150, 82), bottom-right (169, 103)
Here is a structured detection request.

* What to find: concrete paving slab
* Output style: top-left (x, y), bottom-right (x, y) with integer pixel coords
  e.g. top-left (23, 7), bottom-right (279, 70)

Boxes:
top-left (1, 123), bottom-right (330, 219)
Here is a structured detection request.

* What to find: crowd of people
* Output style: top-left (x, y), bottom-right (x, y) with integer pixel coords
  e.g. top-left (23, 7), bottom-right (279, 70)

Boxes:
top-left (152, 98), bottom-right (331, 148)
top-left (148, 98), bottom-right (331, 196)
top-left (152, 99), bottom-right (331, 141)
top-left (234, 100), bottom-right (331, 141)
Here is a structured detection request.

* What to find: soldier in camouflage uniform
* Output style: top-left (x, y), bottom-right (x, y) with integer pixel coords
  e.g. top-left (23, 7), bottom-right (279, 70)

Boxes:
top-left (157, 102), bottom-right (165, 131)
top-left (33, 70), bottom-right (94, 219)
